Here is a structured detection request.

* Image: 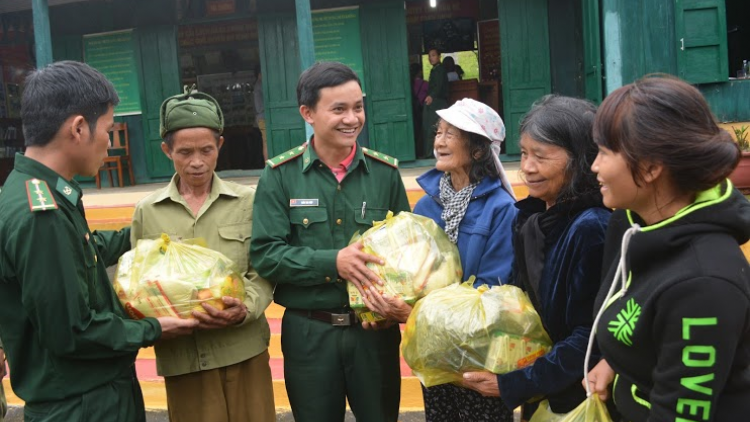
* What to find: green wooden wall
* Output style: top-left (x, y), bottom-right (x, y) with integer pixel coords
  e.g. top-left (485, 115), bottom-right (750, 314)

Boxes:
top-left (699, 79), bottom-right (750, 122)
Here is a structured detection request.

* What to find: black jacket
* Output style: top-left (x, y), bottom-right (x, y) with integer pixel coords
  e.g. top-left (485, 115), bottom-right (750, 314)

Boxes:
top-left (595, 182), bottom-right (750, 422)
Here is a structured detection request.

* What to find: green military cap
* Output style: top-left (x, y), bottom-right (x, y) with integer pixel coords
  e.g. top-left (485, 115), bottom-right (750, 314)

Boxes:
top-left (159, 85), bottom-right (224, 138)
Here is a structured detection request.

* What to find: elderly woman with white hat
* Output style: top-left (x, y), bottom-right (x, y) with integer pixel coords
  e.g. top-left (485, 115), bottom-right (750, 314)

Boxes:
top-left (363, 98), bottom-right (518, 421)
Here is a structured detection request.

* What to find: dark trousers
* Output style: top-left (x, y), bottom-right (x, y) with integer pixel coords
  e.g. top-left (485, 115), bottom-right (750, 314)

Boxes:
top-left (24, 368), bottom-right (145, 422)
top-left (281, 310), bottom-right (401, 422)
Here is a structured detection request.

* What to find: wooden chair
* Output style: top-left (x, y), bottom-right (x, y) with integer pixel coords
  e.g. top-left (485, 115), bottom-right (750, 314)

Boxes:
top-left (96, 122), bottom-right (135, 188)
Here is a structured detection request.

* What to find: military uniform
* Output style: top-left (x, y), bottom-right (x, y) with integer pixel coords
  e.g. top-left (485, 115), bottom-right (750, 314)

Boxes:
top-left (0, 154), bottom-right (161, 421)
top-left (251, 141), bottom-right (410, 422)
top-left (1, 337), bottom-right (6, 422)
top-left (422, 62), bottom-right (449, 157)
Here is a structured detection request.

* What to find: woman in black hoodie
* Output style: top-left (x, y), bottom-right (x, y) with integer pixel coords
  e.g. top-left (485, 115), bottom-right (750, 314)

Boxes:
top-left (586, 75), bottom-right (750, 421)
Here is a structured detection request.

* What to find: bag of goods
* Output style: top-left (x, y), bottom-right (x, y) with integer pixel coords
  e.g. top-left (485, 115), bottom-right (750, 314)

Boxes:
top-left (347, 212), bottom-right (462, 322)
top-left (113, 234), bottom-right (245, 320)
top-left (557, 395), bottom-right (614, 422)
top-left (402, 282), bottom-right (552, 387)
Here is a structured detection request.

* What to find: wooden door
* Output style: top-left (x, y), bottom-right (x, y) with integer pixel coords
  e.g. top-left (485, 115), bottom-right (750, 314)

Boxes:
top-left (137, 26), bottom-right (181, 178)
top-left (258, 14), bottom-right (306, 157)
top-left (360, 1), bottom-right (415, 162)
top-left (498, 0), bottom-right (552, 155)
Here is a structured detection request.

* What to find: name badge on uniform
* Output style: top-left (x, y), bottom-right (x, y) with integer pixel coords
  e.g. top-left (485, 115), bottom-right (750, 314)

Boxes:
top-left (290, 199), bottom-right (319, 207)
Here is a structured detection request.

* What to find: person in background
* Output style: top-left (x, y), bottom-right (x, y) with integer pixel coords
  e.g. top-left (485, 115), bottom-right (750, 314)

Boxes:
top-left (460, 95), bottom-right (611, 419)
top-left (363, 98), bottom-right (517, 422)
top-left (422, 48), bottom-right (449, 158)
top-left (250, 61), bottom-right (410, 422)
top-left (253, 64), bottom-right (268, 161)
top-left (587, 76), bottom-right (750, 422)
top-left (131, 89), bottom-right (275, 422)
top-left (443, 56), bottom-right (460, 82)
top-left (411, 62), bottom-right (429, 158)
top-left (0, 60), bottom-right (197, 422)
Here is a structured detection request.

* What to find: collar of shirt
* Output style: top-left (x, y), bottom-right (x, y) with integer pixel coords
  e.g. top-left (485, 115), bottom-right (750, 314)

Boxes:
top-left (301, 137), bottom-right (370, 176)
top-left (152, 172), bottom-right (240, 208)
top-left (13, 153), bottom-right (83, 206)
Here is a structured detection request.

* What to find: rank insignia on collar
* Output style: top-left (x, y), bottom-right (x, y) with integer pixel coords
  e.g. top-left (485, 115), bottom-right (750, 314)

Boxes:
top-left (25, 179), bottom-right (59, 212)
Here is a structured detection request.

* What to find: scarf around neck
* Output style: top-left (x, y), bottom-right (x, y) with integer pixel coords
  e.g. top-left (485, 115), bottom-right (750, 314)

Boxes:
top-left (439, 172), bottom-right (479, 243)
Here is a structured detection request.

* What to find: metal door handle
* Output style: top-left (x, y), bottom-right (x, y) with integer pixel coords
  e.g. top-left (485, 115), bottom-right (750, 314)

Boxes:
top-left (680, 38), bottom-right (685, 51)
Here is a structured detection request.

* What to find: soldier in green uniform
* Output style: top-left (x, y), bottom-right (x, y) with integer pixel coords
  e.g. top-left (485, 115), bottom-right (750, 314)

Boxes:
top-left (0, 61), bottom-right (197, 422)
top-left (250, 62), bottom-right (411, 422)
top-left (422, 48), bottom-right (450, 158)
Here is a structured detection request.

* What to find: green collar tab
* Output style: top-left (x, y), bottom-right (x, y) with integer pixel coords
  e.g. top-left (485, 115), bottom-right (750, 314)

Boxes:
top-left (55, 178), bottom-right (80, 205)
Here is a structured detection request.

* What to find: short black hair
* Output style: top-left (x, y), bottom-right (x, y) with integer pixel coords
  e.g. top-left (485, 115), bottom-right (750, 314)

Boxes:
top-left (163, 128), bottom-right (221, 150)
top-left (21, 61), bottom-right (119, 147)
top-left (296, 62), bottom-right (361, 109)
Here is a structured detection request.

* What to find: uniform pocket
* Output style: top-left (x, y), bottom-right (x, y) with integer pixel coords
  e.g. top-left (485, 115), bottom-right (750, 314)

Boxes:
top-left (289, 207), bottom-right (329, 247)
top-left (218, 222), bottom-right (253, 270)
top-left (82, 235), bottom-right (99, 307)
top-left (353, 206), bottom-right (389, 229)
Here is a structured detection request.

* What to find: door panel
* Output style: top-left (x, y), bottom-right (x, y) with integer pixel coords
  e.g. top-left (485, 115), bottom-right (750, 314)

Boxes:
top-left (360, 1), bottom-right (415, 161)
top-left (582, 0), bottom-right (603, 103)
top-left (259, 14), bottom-right (306, 157)
top-left (137, 26), bottom-right (181, 179)
top-left (498, 0), bottom-right (552, 155)
top-left (675, 0), bottom-right (728, 84)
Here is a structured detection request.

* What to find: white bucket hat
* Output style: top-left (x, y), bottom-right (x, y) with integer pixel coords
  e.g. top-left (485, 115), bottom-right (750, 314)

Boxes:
top-left (436, 98), bottom-right (515, 199)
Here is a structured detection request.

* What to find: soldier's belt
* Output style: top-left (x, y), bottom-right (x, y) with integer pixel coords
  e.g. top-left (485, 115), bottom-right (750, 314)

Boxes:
top-left (288, 308), bottom-right (358, 327)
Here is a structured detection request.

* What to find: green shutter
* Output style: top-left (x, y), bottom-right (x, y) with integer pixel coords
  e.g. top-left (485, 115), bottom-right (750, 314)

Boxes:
top-left (498, 0), bottom-right (552, 154)
top-left (258, 14), bottom-right (306, 157)
top-left (582, 0), bottom-right (603, 103)
top-left (360, 1), bottom-right (415, 162)
top-left (137, 26), bottom-right (181, 178)
top-left (675, 0), bottom-right (728, 84)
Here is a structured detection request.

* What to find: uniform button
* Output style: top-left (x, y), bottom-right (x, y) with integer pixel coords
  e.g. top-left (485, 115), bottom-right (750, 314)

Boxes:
top-left (337, 278), bottom-right (343, 283)
top-left (201, 362), bottom-right (207, 367)
top-left (325, 277), bottom-right (331, 282)
top-left (303, 218), bottom-right (309, 225)
top-left (337, 185), bottom-right (342, 191)
top-left (336, 218), bottom-right (342, 225)
top-left (319, 164), bottom-right (323, 168)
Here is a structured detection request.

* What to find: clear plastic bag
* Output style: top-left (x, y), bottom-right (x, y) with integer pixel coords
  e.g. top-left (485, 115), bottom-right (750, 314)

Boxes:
top-left (402, 282), bottom-right (552, 387)
top-left (347, 212), bottom-right (462, 320)
top-left (558, 395), bottom-right (613, 422)
top-left (113, 234), bottom-right (245, 319)
top-left (529, 400), bottom-right (568, 422)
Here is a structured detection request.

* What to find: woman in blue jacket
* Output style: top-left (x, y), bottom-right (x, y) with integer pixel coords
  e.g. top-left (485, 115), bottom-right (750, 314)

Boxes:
top-left (364, 98), bottom-right (518, 421)
top-left (461, 96), bottom-right (611, 418)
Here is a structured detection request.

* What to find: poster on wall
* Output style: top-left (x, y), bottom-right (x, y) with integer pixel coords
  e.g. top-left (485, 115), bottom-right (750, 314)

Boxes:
top-left (84, 29), bottom-right (142, 116)
top-left (312, 7), bottom-right (366, 93)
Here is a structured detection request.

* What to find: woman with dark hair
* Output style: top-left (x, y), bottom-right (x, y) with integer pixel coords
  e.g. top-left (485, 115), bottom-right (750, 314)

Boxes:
top-left (461, 95), bottom-right (611, 418)
top-left (363, 98), bottom-right (518, 421)
top-left (586, 75), bottom-right (750, 422)
top-left (443, 56), bottom-right (460, 82)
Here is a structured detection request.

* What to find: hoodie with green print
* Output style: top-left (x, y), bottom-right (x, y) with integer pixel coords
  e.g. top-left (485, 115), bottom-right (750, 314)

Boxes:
top-left (595, 182), bottom-right (750, 422)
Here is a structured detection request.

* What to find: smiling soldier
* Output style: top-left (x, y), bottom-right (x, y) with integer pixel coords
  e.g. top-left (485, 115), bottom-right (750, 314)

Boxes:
top-left (250, 62), bottom-right (410, 422)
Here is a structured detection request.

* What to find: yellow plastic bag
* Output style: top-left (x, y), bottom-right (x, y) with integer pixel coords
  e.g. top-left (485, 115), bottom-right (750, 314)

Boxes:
top-left (113, 234), bottom-right (245, 320)
top-left (402, 282), bottom-right (552, 387)
top-left (557, 395), bottom-right (613, 422)
top-left (529, 400), bottom-right (568, 422)
top-left (347, 212), bottom-right (462, 320)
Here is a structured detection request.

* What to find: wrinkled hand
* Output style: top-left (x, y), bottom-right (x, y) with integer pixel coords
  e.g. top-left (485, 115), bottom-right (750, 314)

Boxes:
top-left (0, 348), bottom-right (6, 378)
top-left (461, 371), bottom-right (501, 397)
top-left (584, 359), bottom-right (615, 401)
top-left (362, 289), bottom-right (412, 324)
top-left (337, 242), bottom-right (384, 296)
top-left (193, 297), bottom-right (248, 329)
top-left (361, 318), bottom-right (397, 331)
top-left (157, 317), bottom-right (199, 340)
top-left (424, 95), bottom-right (433, 106)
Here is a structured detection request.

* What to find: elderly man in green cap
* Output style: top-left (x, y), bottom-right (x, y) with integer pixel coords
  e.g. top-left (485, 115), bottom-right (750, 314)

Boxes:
top-left (130, 88), bottom-right (275, 422)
